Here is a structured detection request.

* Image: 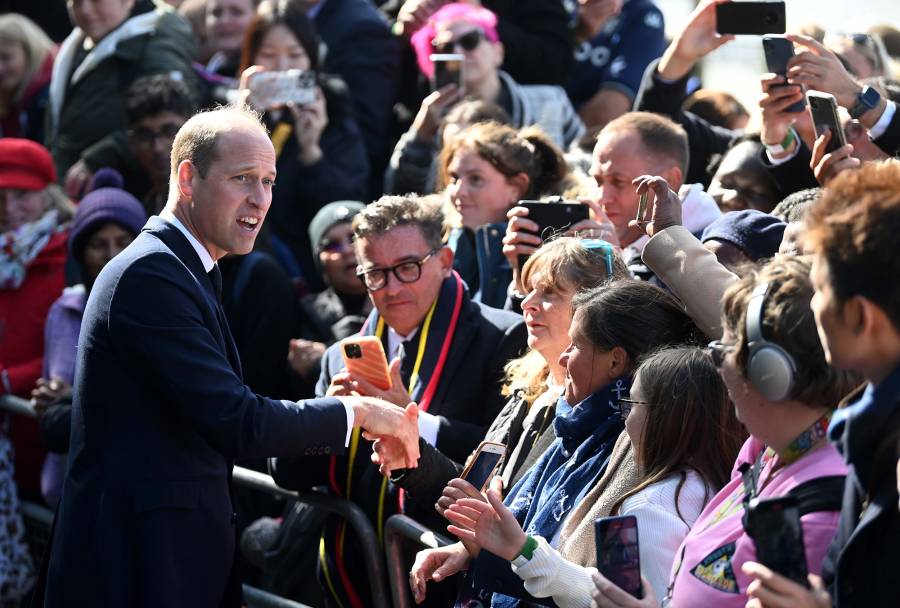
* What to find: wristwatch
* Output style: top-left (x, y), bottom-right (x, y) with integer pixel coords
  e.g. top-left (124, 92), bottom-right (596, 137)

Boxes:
top-left (764, 128), bottom-right (796, 155)
top-left (511, 535), bottom-right (539, 568)
top-left (850, 86), bottom-right (881, 119)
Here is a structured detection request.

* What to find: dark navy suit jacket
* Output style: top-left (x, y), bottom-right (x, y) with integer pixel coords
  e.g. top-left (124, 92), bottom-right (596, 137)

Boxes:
top-left (38, 217), bottom-right (348, 608)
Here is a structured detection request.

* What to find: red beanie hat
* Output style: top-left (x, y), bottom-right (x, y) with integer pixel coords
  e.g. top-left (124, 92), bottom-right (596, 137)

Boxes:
top-left (0, 138), bottom-right (57, 192)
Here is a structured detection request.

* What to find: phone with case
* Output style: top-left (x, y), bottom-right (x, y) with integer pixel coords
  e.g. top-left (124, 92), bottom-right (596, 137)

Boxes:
top-left (762, 35), bottom-right (805, 113)
top-left (430, 53), bottom-right (465, 92)
top-left (517, 200), bottom-right (590, 270)
top-left (715, 1), bottom-right (786, 35)
top-left (807, 91), bottom-right (847, 154)
top-left (340, 336), bottom-right (392, 391)
top-left (460, 441), bottom-right (506, 491)
top-left (249, 69), bottom-right (317, 109)
top-left (595, 515), bottom-right (642, 598)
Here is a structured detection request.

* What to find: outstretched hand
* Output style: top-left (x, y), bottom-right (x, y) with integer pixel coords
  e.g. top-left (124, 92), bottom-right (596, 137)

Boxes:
top-left (444, 476), bottom-right (525, 560)
top-left (409, 542), bottom-right (472, 604)
top-left (343, 396), bottom-right (420, 469)
top-left (658, 0), bottom-right (735, 80)
top-left (628, 175), bottom-right (683, 238)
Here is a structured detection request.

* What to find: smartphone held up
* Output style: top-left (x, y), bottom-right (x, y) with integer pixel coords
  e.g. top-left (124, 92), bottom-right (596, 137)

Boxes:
top-left (762, 35), bottom-right (806, 113)
top-left (430, 53), bottom-right (465, 93)
top-left (461, 441), bottom-right (506, 492)
top-left (249, 69), bottom-right (317, 110)
top-left (808, 91), bottom-right (847, 154)
top-left (595, 515), bottom-right (643, 599)
top-left (715, 1), bottom-right (785, 36)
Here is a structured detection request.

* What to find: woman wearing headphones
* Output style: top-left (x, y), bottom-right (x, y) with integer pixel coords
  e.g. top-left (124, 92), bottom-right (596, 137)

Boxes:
top-left (590, 256), bottom-right (862, 608)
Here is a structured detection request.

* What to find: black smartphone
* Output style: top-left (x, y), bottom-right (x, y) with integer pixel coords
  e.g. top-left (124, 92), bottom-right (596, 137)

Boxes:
top-left (762, 35), bottom-right (805, 113)
top-left (460, 441), bottom-right (506, 491)
top-left (517, 201), bottom-right (590, 270)
top-left (430, 53), bottom-right (464, 92)
top-left (808, 91), bottom-right (847, 154)
top-left (595, 516), bottom-right (642, 598)
top-left (744, 496), bottom-right (810, 588)
top-left (716, 1), bottom-right (786, 36)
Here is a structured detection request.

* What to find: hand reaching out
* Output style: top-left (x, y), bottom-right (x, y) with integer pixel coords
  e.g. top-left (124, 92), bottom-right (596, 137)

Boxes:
top-left (31, 378), bottom-right (73, 417)
top-left (443, 476), bottom-right (526, 560)
top-left (341, 396), bottom-right (420, 468)
top-left (658, 0), bottom-right (735, 81)
top-left (409, 542), bottom-right (472, 604)
top-left (435, 477), bottom-right (486, 516)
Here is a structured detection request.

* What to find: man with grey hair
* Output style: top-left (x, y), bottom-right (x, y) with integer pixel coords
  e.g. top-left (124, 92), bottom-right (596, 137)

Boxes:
top-left (35, 106), bottom-right (420, 608)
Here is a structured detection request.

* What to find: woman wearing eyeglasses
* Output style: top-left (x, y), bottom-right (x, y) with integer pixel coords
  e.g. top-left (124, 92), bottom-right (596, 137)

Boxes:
top-left (386, 3), bottom-right (585, 197)
top-left (587, 258), bottom-right (861, 608)
top-left (410, 280), bottom-right (703, 607)
top-left (435, 346), bottom-right (744, 607)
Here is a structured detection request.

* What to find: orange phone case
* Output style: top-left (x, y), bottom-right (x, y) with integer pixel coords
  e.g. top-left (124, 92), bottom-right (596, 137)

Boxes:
top-left (340, 336), bottom-right (392, 391)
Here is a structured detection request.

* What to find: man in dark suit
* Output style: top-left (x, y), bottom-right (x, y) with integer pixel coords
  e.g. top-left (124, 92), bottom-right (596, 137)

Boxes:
top-left (271, 195), bottom-right (526, 607)
top-left (36, 106), bottom-right (420, 608)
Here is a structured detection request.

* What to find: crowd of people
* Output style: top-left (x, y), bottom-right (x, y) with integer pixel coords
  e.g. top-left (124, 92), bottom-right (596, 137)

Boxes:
top-left (0, 0), bottom-right (899, 606)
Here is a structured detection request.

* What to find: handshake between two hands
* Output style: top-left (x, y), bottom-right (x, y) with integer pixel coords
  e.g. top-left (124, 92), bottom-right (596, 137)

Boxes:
top-left (328, 358), bottom-right (422, 475)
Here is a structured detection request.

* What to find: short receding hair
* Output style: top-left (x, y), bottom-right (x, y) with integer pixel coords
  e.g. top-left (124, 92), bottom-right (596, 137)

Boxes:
top-left (169, 104), bottom-right (266, 181)
top-left (599, 111), bottom-right (690, 176)
top-left (352, 195), bottom-right (445, 250)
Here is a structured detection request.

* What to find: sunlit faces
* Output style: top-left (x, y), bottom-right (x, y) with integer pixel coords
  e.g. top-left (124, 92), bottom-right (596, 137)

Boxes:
top-left (253, 24), bottom-right (312, 71)
top-left (0, 188), bottom-right (47, 232)
top-left (81, 222), bottom-right (134, 284)
top-left (590, 130), bottom-right (658, 244)
top-left (623, 376), bottom-right (648, 465)
top-left (446, 150), bottom-right (525, 230)
top-left (178, 124), bottom-right (276, 260)
top-left (432, 19), bottom-right (501, 89)
top-left (129, 111), bottom-right (188, 186)
top-left (558, 308), bottom-right (618, 405)
top-left (354, 225), bottom-right (453, 337)
top-left (67, 0), bottom-right (136, 43)
top-left (707, 141), bottom-right (780, 213)
top-left (0, 40), bottom-right (27, 93)
top-left (206, 0), bottom-right (255, 55)
top-left (521, 271), bottom-right (575, 361)
top-left (318, 222), bottom-right (365, 296)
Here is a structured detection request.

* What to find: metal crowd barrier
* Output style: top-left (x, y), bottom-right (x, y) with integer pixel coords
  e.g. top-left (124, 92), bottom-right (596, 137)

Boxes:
top-left (383, 514), bottom-right (453, 608)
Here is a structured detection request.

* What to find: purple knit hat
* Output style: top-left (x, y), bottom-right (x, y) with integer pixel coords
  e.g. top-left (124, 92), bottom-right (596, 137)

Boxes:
top-left (69, 168), bottom-right (148, 262)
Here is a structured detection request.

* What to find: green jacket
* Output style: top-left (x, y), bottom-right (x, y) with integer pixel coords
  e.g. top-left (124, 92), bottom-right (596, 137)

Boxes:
top-left (47, 1), bottom-right (197, 181)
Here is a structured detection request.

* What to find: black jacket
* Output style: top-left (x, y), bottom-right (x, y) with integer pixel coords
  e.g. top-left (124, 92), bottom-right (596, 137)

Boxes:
top-left (36, 217), bottom-right (348, 608)
top-left (634, 59), bottom-right (739, 187)
top-left (822, 374), bottom-right (900, 607)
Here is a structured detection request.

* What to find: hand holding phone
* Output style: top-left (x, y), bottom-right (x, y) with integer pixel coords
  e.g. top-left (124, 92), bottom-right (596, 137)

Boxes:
top-left (430, 53), bottom-right (464, 93)
top-left (595, 515), bottom-right (642, 598)
top-left (340, 336), bottom-right (392, 391)
top-left (247, 69), bottom-right (317, 110)
top-left (763, 36), bottom-right (805, 113)
top-left (460, 441), bottom-right (506, 492)
top-left (807, 91), bottom-right (847, 155)
top-left (744, 496), bottom-right (810, 587)
top-left (715, 1), bottom-right (785, 36)
top-left (516, 201), bottom-right (589, 269)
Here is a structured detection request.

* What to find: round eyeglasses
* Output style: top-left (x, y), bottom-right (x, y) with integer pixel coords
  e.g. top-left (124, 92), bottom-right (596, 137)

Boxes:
top-left (356, 249), bottom-right (437, 291)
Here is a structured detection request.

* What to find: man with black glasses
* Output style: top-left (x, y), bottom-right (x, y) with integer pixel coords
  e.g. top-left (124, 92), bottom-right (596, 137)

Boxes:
top-left (271, 194), bottom-right (526, 608)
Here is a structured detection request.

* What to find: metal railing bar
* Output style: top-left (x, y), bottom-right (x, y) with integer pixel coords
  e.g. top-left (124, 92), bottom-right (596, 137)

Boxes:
top-left (383, 514), bottom-right (453, 608)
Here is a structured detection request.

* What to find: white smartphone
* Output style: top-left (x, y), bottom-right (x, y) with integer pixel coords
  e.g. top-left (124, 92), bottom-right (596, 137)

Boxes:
top-left (461, 441), bottom-right (506, 491)
top-left (249, 69), bottom-right (317, 109)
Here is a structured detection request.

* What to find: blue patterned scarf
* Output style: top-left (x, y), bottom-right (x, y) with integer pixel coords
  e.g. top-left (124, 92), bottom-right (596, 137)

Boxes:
top-left (461, 376), bottom-right (631, 608)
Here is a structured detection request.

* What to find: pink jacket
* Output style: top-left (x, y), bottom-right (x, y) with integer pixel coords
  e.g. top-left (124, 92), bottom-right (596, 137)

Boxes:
top-left (667, 436), bottom-right (846, 608)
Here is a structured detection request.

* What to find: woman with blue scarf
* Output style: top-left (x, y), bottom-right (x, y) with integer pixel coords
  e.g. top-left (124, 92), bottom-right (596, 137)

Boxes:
top-left (411, 280), bottom-right (702, 606)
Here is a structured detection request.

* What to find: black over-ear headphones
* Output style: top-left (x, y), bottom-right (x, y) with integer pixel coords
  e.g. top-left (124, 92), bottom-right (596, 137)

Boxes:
top-left (745, 282), bottom-right (797, 402)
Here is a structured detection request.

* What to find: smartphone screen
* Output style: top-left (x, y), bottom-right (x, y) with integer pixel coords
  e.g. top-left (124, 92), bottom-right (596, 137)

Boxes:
top-left (746, 497), bottom-right (809, 587)
top-left (716, 1), bottom-right (786, 35)
top-left (763, 36), bottom-right (805, 112)
top-left (462, 444), bottom-right (505, 491)
top-left (595, 516), bottom-right (642, 598)
top-left (808, 92), bottom-right (847, 154)
top-left (430, 53), bottom-right (464, 92)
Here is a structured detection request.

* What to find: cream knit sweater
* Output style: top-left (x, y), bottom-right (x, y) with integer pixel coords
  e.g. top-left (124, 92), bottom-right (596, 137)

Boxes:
top-left (512, 471), bottom-right (711, 607)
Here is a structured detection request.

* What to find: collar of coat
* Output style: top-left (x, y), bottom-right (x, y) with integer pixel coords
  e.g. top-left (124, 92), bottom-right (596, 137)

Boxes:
top-left (49, 8), bottom-right (163, 128)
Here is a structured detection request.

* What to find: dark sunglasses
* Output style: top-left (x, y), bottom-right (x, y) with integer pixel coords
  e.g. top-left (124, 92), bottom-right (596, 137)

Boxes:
top-left (432, 29), bottom-right (484, 55)
top-left (705, 340), bottom-right (735, 368)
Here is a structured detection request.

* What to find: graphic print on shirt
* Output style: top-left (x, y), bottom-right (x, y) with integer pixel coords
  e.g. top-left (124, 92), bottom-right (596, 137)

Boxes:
top-left (690, 541), bottom-right (740, 594)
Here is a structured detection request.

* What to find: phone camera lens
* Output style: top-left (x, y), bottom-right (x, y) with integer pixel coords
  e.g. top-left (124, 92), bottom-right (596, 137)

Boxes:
top-left (344, 344), bottom-right (362, 359)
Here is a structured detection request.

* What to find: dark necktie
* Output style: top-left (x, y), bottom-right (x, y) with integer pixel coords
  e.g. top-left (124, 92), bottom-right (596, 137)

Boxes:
top-left (208, 264), bottom-right (223, 302)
